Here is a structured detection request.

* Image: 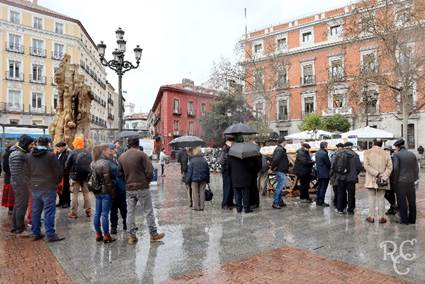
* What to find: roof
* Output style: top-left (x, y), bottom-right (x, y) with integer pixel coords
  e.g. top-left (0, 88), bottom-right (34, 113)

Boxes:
top-left (0, 0), bottom-right (98, 49)
top-left (151, 83), bottom-right (219, 112)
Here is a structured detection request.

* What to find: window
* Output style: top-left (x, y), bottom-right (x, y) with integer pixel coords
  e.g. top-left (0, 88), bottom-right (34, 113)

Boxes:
top-left (8, 60), bottom-right (21, 80)
top-left (188, 121), bottom-right (194, 135)
top-left (173, 120), bottom-right (180, 135)
top-left (362, 52), bottom-right (377, 74)
top-left (31, 64), bottom-right (44, 83)
top-left (254, 69), bottom-right (263, 91)
top-left (332, 93), bottom-right (345, 108)
top-left (302, 31), bottom-right (312, 43)
top-left (276, 67), bottom-right (288, 89)
top-left (279, 130), bottom-right (288, 138)
top-left (8, 90), bottom-right (21, 111)
top-left (254, 43), bottom-right (263, 55)
top-left (278, 99), bottom-right (289, 121)
top-left (365, 91), bottom-right (378, 114)
top-left (173, 99), bottom-right (180, 114)
top-left (302, 64), bottom-right (314, 85)
top-left (31, 39), bottom-right (44, 56)
top-left (33, 17), bottom-right (42, 29)
top-left (55, 22), bottom-right (64, 34)
top-left (330, 25), bottom-right (342, 37)
top-left (330, 58), bottom-right (344, 81)
top-left (255, 102), bottom-right (264, 119)
top-left (31, 92), bottom-right (43, 112)
top-left (10, 11), bottom-right (20, 24)
top-left (8, 34), bottom-right (22, 53)
top-left (277, 37), bottom-right (287, 51)
top-left (304, 97), bottom-right (315, 114)
top-left (407, 124), bottom-right (415, 149)
top-left (201, 103), bottom-right (206, 116)
top-left (53, 43), bottom-right (64, 59)
top-left (188, 101), bottom-right (194, 116)
top-left (53, 93), bottom-right (58, 110)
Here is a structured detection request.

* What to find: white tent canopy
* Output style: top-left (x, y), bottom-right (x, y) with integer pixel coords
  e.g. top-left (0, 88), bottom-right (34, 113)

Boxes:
top-left (285, 130), bottom-right (333, 140)
top-left (341, 126), bottom-right (394, 139)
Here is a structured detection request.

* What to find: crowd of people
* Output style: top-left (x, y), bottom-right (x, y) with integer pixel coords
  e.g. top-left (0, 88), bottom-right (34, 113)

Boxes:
top-left (0, 135), bottom-right (164, 244)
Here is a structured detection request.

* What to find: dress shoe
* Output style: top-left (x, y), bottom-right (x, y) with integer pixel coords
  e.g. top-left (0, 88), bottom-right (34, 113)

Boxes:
top-left (32, 234), bottom-right (45, 241)
top-left (279, 200), bottom-right (287, 207)
top-left (272, 204), bottom-right (281, 209)
top-left (335, 210), bottom-right (346, 215)
top-left (96, 232), bottom-right (103, 242)
top-left (103, 234), bottom-right (116, 244)
top-left (244, 209), bottom-right (253, 213)
top-left (366, 217), bottom-right (375, 223)
top-left (236, 208), bottom-right (242, 213)
top-left (150, 232), bottom-right (165, 242)
top-left (110, 228), bottom-right (117, 235)
top-left (48, 235), bottom-right (65, 242)
top-left (379, 217), bottom-right (387, 224)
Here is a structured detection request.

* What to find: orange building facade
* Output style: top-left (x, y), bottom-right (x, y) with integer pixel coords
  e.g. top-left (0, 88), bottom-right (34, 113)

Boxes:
top-left (243, 1), bottom-right (425, 149)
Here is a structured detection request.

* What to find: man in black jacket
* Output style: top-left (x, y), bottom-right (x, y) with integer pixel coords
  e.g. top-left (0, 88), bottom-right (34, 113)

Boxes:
top-left (56, 141), bottom-right (71, 208)
top-left (9, 135), bottom-right (34, 237)
top-left (293, 143), bottom-right (315, 203)
top-left (271, 138), bottom-right (289, 209)
top-left (335, 142), bottom-right (362, 214)
top-left (28, 137), bottom-right (64, 242)
top-left (393, 139), bottom-right (419, 225)
top-left (219, 136), bottom-right (235, 209)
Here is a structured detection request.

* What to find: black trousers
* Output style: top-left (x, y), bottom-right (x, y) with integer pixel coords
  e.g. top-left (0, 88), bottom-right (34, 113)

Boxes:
top-left (384, 183), bottom-right (397, 207)
top-left (298, 175), bottom-right (311, 200)
top-left (249, 176), bottom-right (259, 207)
top-left (161, 164), bottom-right (165, 175)
top-left (332, 185), bottom-right (338, 207)
top-left (110, 191), bottom-right (127, 229)
top-left (234, 187), bottom-right (250, 211)
top-left (337, 181), bottom-right (356, 212)
top-left (396, 182), bottom-right (416, 224)
top-left (58, 175), bottom-right (70, 206)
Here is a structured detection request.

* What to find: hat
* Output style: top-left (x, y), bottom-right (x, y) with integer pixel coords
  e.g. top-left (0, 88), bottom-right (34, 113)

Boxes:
top-left (320, 141), bottom-right (328, 149)
top-left (55, 141), bottom-right (66, 147)
top-left (336, 143), bottom-right (344, 148)
top-left (393, 139), bottom-right (405, 147)
top-left (344, 142), bottom-right (353, 147)
top-left (107, 143), bottom-right (115, 150)
top-left (302, 143), bottom-right (311, 149)
top-left (18, 135), bottom-right (34, 150)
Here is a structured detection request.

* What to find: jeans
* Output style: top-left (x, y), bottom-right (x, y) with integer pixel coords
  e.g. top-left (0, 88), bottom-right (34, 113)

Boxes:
top-left (126, 189), bottom-right (158, 236)
top-left (31, 190), bottom-right (57, 239)
top-left (316, 178), bottom-right (330, 204)
top-left (110, 191), bottom-right (127, 230)
top-left (94, 194), bottom-right (112, 235)
top-left (298, 175), bottom-right (311, 200)
top-left (273, 172), bottom-right (286, 205)
top-left (234, 187), bottom-right (250, 211)
top-left (11, 184), bottom-right (29, 233)
top-left (337, 181), bottom-right (356, 212)
top-left (396, 182), bottom-right (416, 224)
top-left (221, 174), bottom-right (234, 207)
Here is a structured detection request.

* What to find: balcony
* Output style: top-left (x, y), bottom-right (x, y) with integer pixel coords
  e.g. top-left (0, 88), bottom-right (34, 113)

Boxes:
top-left (52, 51), bottom-right (64, 61)
top-left (300, 75), bottom-right (315, 86)
top-left (5, 71), bottom-right (24, 82)
top-left (275, 81), bottom-right (289, 90)
top-left (322, 107), bottom-right (352, 116)
top-left (30, 105), bottom-right (46, 114)
top-left (187, 110), bottom-right (195, 117)
top-left (6, 42), bottom-right (24, 54)
top-left (0, 102), bottom-right (23, 113)
top-left (30, 47), bottom-right (46, 57)
top-left (329, 70), bottom-right (346, 82)
top-left (173, 107), bottom-right (182, 115)
top-left (30, 75), bottom-right (46, 84)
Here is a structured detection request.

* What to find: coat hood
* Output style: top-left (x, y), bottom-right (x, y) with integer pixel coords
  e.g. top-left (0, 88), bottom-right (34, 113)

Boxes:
top-left (32, 146), bottom-right (49, 157)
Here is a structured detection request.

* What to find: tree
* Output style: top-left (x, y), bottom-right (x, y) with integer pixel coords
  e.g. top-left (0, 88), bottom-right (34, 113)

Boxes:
top-left (344, 0), bottom-right (425, 141)
top-left (322, 114), bottom-right (351, 132)
top-left (299, 113), bottom-right (322, 131)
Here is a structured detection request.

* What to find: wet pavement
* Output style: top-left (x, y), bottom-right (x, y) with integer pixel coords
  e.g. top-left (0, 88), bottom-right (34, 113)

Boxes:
top-left (1, 163), bottom-right (424, 283)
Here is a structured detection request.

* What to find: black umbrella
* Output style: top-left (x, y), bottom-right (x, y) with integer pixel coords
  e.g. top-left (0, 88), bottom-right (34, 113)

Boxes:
top-left (223, 123), bottom-right (257, 135)
top-left (118, 130), bottom-right (139, 138)
top-left (169, 135), bottom-right (206, 148)
top-left (228, 143), bottom-right (260, 159)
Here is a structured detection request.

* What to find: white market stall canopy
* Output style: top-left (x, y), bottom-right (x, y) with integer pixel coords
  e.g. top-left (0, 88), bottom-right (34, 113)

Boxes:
top-left (341, 126), bottom-right (394, 139)
top-left (285, 130), bottom-right (333, 141)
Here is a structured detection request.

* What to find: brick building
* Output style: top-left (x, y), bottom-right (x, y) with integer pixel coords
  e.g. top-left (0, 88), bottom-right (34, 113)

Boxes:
top-left (149, 79), bottom-right (218, 155)
top-left (243, 1), bottom-right (425, 149)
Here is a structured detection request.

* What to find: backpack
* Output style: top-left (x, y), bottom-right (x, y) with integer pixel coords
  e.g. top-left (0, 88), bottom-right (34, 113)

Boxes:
top-left (74, 150), bottom-right (92, 177)
top-left (334, 152), bottom-right (349, 174)
top-left (87, 165), bottom-right (102, 193)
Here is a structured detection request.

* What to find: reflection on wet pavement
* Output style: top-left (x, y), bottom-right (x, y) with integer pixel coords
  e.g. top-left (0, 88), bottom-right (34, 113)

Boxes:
top-left (43, 164), bottom-right (425, 283)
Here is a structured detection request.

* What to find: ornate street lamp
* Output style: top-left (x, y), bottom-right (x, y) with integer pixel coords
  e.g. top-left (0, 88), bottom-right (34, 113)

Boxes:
top-left (97, 28), bottom-right (143, 133)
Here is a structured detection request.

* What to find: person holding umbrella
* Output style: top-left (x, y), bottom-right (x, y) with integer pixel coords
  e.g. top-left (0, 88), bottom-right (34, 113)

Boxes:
top-left (219, 135), bottom-right (235, 209)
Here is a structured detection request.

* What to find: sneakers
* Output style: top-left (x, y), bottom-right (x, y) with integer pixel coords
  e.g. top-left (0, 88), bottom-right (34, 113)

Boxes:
top-left (96, 232), bottom-right (103, 242)
top-left (128, 235), bottom-right (138, 245)
top-left (150, 232), bottom-right (165, 243)
top-left (47, 235), bottom-right (65, 242)
top-left (103, 234), bottom-right (116, 244)
top-left (272, 204), bottom-right (281, 209)
top-left (68, 212), bottom-right (78, 219)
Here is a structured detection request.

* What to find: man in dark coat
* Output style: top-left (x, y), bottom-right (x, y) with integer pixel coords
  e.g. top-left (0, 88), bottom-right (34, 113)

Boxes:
top-left (219, 136), bottom-right (235, 209)
top-left (315, 142), bottom-right (331, 207)
top-left (56, 141), bottom-right (71, 208)
top-left (384, 147), bottom-right (398, 215)
top-left (9, 134), bottom-right (34, 236)
top-left (393, 139), bottom-right (419, 225)
top-left (177, 148), bottom-right (189, 182)
top-left (330, 143), bottom-right (344, 207)
top-left (271, 138), bottom-right (289, 209)
top-left (334, 142), bottom-right (362, 214)
top-left (293, 143), bottom-right (315, 203)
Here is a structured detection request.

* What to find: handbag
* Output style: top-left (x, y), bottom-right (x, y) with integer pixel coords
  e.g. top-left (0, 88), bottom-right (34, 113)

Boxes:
top-left (376, 176), bottom-right (389, 187)
top-left (205, 184), bottom-right (213, 201)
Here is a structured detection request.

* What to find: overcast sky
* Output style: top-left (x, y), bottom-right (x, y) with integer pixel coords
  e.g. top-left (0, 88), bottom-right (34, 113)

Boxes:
top-left (41, 0), bottom-right (354, 113)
